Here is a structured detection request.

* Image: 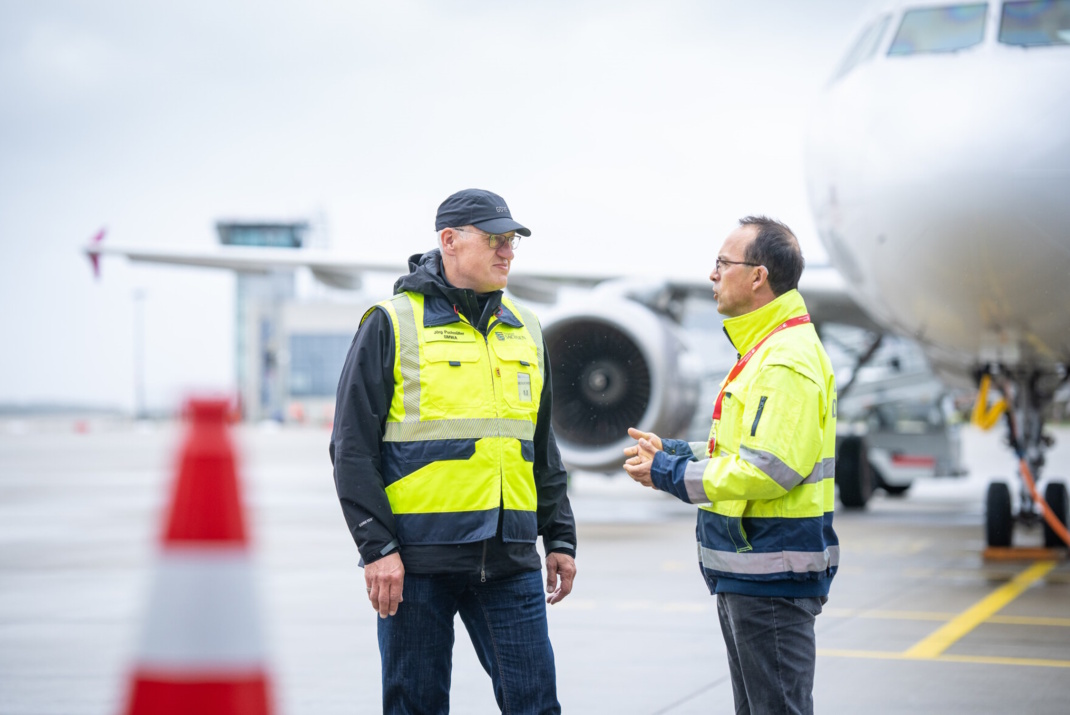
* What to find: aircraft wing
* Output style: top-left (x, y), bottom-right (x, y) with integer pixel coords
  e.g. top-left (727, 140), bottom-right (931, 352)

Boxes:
top-left (86, 234), bottom-right (879, 329)
top-left (661, 264), bottom-right (882, 333)
top-left (794, 265), bottom-right (884, 333)
top-left (85, 236), bottom-right (624, 293)
top-left (86, 239), bottom-right (404, 290)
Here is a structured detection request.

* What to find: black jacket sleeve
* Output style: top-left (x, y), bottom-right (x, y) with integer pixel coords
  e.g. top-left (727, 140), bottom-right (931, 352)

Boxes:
top-left (328, 308), bottom-right (399, 564)
top-left (534, 338), bottom-right (577, 558)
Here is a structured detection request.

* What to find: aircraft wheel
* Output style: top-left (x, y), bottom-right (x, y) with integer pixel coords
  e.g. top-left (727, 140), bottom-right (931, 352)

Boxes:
top-left (836, 435), bottom-right (873, 509)
top-left (1042, 481), bottom-right (1068, 548)
top-left (873, 465), bottom-right (911, 497)
top-left (985, 481), bottom-right (1013, 548)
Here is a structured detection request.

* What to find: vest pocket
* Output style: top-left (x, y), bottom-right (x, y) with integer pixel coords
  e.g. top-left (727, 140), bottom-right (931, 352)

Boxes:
top-left (490, 339), bottom-right (540, 410)
top-left (726, 515), bottom-right (753, 553)
top-left (381, 439), bottom-right (477, 486)
top-left (713, 500), bottom-right (752, 553)
top-left (421, 342), bottom-right (484, 417)
top-left (520, 439), bottom-right (534, 463)
top-left (423, 341), bottom-right (480, 364)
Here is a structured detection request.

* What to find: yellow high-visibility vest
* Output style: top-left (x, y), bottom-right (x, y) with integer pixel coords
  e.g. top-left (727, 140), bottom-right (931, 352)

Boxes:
top-left (363, 291), bottom-right (544, 546)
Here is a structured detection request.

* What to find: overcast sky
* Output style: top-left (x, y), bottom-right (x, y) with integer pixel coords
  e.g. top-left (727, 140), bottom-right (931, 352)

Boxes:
top-left (0, 0), bottom-right (872, 412)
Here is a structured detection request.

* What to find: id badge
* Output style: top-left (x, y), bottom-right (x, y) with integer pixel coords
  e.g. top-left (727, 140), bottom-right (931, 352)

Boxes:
top-left (518, 373), bottom-right (532, 402)
top-left (707, 420), bottom-right (719, 457)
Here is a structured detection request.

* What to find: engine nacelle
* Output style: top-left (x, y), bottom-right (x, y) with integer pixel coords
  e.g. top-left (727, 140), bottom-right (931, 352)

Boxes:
top-left (541, 289), bottom-right (701, 473)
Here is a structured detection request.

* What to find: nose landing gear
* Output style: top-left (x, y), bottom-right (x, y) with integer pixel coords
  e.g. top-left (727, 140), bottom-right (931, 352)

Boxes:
top-left (978, 371), bottom-right (1070, 553)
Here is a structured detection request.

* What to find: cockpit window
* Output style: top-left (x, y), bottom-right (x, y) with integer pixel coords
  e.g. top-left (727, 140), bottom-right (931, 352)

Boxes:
top-left (833, 14), bottom-right (893, 80)
top-left (1000, 0), bottom-right (1070, 46)
top-left (888, 4), bottom-right (988, 55)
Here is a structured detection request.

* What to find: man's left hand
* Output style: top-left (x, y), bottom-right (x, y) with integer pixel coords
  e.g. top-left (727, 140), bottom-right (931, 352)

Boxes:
top-left (545, 552), bottom-right (576, 605)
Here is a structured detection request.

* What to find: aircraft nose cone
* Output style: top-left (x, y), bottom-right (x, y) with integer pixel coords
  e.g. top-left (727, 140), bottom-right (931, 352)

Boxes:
top-left (587, 370), bottom-right (608, 392)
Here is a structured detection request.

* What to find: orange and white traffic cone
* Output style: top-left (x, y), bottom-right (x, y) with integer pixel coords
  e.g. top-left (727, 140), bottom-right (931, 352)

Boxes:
top-left (122, 398), bottom-right (274, 715)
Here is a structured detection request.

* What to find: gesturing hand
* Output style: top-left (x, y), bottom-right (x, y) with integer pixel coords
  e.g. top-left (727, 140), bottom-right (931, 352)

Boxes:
top-left (622, 426), bottom-right (662, 488)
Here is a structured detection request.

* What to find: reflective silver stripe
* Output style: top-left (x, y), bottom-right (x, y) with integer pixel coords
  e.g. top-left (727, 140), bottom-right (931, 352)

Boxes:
top-left (689, 441), bottom-right (709, 458)
top-left (798, 457), bottom-right (836, 484)
top-left (683, 459), bottom-right (710, 504)
top-left (739, 445), bottom-right (808, 491)
top-left (699, 543), bottom-right (840, 575)
top-left (509, 300), bottom-right (544, 375)
top-left (391, 295), bottom-right (421, 422)
top-left (380, 539), bottom-right (399, 556)
top-left (384, 418), bottom-right (535, 443)
top-left (546, 540), bottom-right (574, 551)
top-left (816, 457), bottom-right (836, 482)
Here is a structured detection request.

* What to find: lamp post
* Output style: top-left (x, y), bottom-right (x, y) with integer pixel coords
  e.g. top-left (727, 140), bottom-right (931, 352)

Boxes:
top-left (133, 288), bottom-right (147, 420)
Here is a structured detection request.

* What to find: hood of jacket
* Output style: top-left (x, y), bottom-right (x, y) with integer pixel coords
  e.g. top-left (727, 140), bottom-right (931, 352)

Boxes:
top-left (394, 249), bottom-right (502, 330)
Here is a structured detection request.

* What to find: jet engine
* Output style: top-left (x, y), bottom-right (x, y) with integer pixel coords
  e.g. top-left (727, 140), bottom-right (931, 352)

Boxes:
top-left (540, 286), bottom-right (701, 473)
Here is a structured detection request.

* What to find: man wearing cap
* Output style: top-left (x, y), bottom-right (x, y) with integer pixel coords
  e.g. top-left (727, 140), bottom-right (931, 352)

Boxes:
top-left (330, 188), bottom-right (577, 714)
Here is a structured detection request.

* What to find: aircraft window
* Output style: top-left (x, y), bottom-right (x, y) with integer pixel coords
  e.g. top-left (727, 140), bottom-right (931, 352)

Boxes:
top-left (1000, 0), bottom-right (1070, 46)
top-left (888, 4), bottom-right (988, 55)
top-left (833, 14), bottom-right (893, 80)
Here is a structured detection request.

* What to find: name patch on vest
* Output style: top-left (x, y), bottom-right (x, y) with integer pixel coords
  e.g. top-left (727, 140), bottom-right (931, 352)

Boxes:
top-left (518, 373), bottom-right (532, 402)
top-left (426, 327), bottom-right (475, 343)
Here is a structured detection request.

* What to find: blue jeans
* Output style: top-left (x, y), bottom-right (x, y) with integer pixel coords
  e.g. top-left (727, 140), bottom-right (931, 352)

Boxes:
top-left (377, 569), bottom-right (560, 715)
top-left (717, 592), bottom-right (825, 715)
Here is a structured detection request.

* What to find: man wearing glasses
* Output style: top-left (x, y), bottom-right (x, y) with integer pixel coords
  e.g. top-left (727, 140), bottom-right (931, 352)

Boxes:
top-left (623, 217), bottom-right (839, 715)
top-left (331, 188), bottom-right (577, 714)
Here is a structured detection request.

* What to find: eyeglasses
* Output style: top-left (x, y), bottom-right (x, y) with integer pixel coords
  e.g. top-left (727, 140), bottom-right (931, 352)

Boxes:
top-left (454, 227), bottom-right (521, 250)
top-left (715, 257), bottom-right (760, 272)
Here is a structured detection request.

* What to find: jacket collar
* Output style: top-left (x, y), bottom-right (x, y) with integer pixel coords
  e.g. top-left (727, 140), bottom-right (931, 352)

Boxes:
top-left (494, 301), bottom-right (524, 328)
top-left (423, 294), bottom-right (462, 327)
top-left (722, 289), bottom-right (808, 354)
top-left (422, 294), bottom-right (524, 329)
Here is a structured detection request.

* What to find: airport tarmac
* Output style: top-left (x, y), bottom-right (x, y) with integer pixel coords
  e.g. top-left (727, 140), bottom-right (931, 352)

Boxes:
top-left (2, 418), bottom-right (1069, 714)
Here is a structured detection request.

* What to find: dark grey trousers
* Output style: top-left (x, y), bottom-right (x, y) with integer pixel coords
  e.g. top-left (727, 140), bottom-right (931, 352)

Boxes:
top-left (717, 592), bottom-right (825, 715)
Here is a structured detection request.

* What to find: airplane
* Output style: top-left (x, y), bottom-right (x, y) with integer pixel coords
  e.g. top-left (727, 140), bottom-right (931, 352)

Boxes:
top-left (805, 0), bottom-right (1070, 547)
top-left (86, 0), bottom-right (1070, 548)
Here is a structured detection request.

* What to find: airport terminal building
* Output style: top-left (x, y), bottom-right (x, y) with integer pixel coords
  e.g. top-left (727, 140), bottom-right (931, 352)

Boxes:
top-left (218, 221), bottom-right (372, 425)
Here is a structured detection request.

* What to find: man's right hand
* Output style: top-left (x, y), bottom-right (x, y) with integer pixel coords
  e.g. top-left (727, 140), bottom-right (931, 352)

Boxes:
top-left (365, 551), bottom-right (404, 618)
top-left (625, 427), bottom-right (663, 453)
top-left (623, 427), bottom-right (663, 488)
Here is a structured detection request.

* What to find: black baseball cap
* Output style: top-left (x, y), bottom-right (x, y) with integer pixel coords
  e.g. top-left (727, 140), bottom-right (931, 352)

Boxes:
top-left (435, 188), bottom-right (531, 236)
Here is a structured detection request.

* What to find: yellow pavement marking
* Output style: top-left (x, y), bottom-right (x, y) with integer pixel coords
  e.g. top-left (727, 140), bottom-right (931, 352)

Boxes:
top-left (988, 614), bottom-right (1070, 627)
top-left (559, 597), bottom-right (1070, 625)
top-left (824, 608), bottom-right (1070, 627)
top-left (819, 649), bottom-right (911, 661)
top-left (937, 653), bottom-right (1070, 668)
top-left (903, 561), bottom-right (1056, 659)
top-left (819, 649), bottom-right (1070, 669)
top-left (824, 608), bottom-right (952, 621)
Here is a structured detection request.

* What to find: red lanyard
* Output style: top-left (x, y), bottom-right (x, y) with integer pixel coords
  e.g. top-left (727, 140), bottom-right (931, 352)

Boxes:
top-left (708, 314), bottom-right (811, 456)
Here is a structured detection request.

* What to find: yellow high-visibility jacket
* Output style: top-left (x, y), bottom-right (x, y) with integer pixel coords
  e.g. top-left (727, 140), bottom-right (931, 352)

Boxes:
top-left (653, 289), bottom-right (839, 597)
top-left (368, 291), bottom-right (544, 546)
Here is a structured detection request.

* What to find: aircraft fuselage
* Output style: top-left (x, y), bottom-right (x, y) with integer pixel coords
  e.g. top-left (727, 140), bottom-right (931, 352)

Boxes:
top-left (807, 5), bottom-right (1070, 388)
